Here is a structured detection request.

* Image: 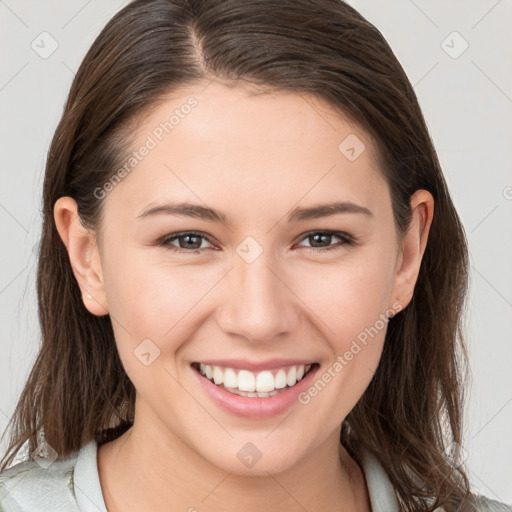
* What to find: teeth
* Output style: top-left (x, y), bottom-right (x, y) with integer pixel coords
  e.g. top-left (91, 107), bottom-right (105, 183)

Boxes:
top-left (286, 366), bottom-right (296, 387)
top-left (238, 370), bottom-right (255, 392)
top-left (196, 363), bottom-right (313, 393)
top-left (256, 370), bottom-right (274, 392)
top-left (223, 368), bottom-right (237, 388)
top-left (219, 385), bottom-right (283, 398)
top-left (274, 369), bottom-right (287, 389)
top-left (212, 366), bottom-right (224, 385)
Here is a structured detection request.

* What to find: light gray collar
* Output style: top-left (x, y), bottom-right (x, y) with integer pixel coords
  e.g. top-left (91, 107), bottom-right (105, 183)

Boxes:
top-left (74, 440), bottom-right (400, 512)
top-left (359, 448), bottom-right (401, 511)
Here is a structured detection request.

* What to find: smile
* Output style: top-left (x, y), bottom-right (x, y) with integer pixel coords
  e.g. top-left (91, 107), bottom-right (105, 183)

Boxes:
top-left (191, 362), bottom-right (318, 397)
top-left (190, 360), bottom-right (321, 418)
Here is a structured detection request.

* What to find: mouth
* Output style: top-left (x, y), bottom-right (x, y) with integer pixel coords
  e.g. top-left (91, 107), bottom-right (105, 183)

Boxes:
top-left (191, 361), bottom-right (320, 398)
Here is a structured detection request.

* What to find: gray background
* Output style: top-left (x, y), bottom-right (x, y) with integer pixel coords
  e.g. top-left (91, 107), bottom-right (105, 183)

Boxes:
top-left (0, 0), bottom-right (511, 502)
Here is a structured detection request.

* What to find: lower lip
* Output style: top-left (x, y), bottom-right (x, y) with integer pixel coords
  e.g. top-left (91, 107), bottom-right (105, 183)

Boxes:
top-left (191, 364), bottom-right (319, 419)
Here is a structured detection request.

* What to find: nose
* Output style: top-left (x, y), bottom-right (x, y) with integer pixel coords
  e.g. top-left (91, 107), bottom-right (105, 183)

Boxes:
top-left (215, 249), bottom-right (299, 344)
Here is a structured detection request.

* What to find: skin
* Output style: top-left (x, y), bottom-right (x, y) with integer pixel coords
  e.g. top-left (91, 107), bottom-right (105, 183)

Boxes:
top-left (54, 79), bottom-right (434, 512)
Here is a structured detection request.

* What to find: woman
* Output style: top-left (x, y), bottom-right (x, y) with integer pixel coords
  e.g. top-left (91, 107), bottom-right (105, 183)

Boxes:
top-left (0, 0), bottom-right (509, 510)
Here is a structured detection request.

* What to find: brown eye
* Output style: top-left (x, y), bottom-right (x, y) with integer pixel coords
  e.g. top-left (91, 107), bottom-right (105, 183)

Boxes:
top-left (157, 230), bottom-right (356, 254)
top-left (296, 231), bottom-right (355, 253)
top-left (159, 231), bottom-right (214, 252)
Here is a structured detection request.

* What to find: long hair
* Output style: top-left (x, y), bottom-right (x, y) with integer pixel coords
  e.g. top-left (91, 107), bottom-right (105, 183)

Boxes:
top-left (1, 1), bottom-right (473, 509)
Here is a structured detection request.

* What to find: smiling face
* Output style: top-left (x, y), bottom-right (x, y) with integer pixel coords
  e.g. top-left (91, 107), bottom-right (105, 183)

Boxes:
top-left (55, 79), bottom-right (432, 477)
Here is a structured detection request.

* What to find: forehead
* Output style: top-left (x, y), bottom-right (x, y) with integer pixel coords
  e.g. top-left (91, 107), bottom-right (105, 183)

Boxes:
top-left (103, 80), bottom-right (390, 223)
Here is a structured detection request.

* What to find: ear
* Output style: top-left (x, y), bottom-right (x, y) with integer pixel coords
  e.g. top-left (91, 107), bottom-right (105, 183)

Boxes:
top-left (53, 196), bottom-right (109, 316)
top-left (390, 189), bottom-right (434, 311)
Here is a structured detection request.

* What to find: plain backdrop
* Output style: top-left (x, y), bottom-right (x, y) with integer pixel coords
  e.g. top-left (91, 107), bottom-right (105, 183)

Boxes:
top-left (0, 0), bottom-right (511, 503)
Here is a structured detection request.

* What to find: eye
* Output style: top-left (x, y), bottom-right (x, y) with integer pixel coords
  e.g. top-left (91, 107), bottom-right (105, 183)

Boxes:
top-left (295, 230), bottom-right (356, 253)
top-left (158, 231), bottom-right (216, 252)
top-left (158, 230), bottom-right (356, 254)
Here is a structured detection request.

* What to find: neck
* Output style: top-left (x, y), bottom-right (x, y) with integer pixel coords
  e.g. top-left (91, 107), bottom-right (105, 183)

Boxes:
top-left (97, 410), bottom-right (371, 512)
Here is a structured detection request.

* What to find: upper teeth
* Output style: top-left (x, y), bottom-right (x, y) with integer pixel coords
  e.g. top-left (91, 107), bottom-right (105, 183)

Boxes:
top-left (198, 364), bottom-right (312, 392)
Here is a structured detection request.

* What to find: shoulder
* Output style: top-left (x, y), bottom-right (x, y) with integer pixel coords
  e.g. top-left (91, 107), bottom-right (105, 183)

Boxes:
top-left (358, 445), bottom-right (512, 512)
top-left (0, 450), bottom-right (80, 512)
top-left (435, 496), bottom-right (512, 511)
top-left (468, 496), bottom-right (512, 512)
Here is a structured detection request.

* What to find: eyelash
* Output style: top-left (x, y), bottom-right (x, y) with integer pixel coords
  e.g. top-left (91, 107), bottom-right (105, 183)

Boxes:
top-left (157, 230), bottom-right (357, 254)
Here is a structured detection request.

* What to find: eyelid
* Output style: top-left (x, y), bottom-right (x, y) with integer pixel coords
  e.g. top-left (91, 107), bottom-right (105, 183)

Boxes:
top-left (158, 230), bottom-right (357, 253)
top-left (157, 230), bottom-right (217, 249)
top-left (294, 229), bottom-right (355, 246)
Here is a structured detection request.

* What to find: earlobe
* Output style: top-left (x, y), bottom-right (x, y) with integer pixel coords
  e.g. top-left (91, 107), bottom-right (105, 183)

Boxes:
top-left (53, 196), bottom-right (109, 316)
top-left (390, 189), bottom-right (434, 311)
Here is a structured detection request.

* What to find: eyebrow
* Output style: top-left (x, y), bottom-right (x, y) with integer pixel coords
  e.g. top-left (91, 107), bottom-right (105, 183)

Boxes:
top-left (137, 200), bottom-right (373, 224)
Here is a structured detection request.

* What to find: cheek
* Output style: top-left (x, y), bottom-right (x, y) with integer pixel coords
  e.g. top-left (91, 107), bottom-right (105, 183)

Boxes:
top-left (293, 261), bottom-right (393, 427)
top-left (101, 246), bottom-right (217, 358)
top-left (102, 237), bottom-right (396, 366)
top-left (292, 252), bottom-right (396, 345)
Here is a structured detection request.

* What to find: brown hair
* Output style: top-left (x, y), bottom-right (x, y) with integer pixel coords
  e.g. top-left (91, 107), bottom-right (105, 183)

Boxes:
top-left (1, 0), bottom-right (475, 509)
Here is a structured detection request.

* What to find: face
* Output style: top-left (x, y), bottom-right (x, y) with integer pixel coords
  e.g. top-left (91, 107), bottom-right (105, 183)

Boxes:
top-left (57, 80), bottom-right (430, 476)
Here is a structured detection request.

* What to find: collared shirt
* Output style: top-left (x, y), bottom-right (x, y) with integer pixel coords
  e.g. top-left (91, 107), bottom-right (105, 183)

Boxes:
top-left (0, 439), bottom-right (510, 511)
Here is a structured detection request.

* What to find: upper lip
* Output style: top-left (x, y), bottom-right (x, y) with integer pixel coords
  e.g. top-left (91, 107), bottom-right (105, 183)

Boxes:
top-left (192, 358), bottom-right (318, 372)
